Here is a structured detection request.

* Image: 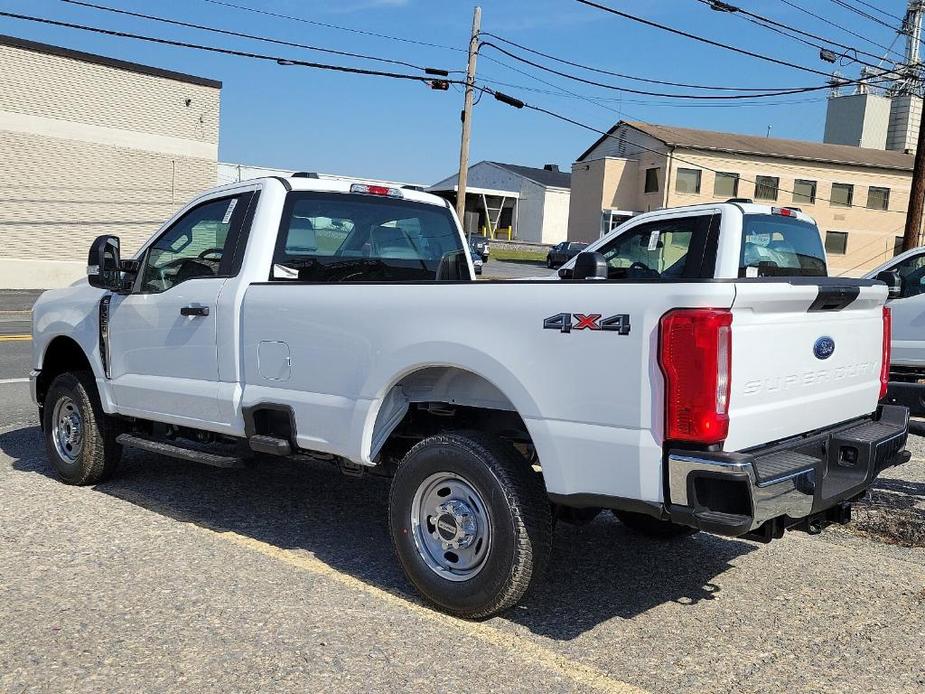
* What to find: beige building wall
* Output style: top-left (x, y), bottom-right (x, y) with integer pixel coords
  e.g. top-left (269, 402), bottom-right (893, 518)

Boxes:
top-left (0, 37), bottom-right (220, 288)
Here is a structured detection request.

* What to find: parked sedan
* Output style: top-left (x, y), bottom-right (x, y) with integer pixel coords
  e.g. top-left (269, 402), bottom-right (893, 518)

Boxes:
top-left (546, 241), bottom-right (588, 268)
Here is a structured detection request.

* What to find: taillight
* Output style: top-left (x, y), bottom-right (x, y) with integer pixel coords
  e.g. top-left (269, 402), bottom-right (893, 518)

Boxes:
top-left (880, 306), bottom-right (891, 400)
top-left (659, 308), bottom-right (732, 445)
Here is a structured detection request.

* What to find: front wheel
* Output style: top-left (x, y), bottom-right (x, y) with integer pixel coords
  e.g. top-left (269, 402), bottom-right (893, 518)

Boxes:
top-left (389, 431), bottom-right (552, 619)
top-left (43, 371), bottom-right (122, 485)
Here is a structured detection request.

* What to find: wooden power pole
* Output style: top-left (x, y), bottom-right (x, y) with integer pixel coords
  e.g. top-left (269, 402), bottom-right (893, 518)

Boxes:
top-left (903, 102), bottom-right (925, 251)
top-left (455, 6), bottom-right (481, 228)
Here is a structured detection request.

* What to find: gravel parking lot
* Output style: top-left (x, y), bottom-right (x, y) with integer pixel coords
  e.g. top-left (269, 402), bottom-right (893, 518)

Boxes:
top-left (1, 291), bottom-right (923, 693)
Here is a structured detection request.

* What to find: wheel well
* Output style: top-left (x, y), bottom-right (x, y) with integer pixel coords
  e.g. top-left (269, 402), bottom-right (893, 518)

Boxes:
top-left (371, 367), bottom-right (534, 468)
top-left (37, 336), bottom-right (93, 409)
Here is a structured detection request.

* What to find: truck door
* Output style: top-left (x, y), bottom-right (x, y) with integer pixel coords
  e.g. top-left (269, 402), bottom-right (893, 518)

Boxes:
top-left (106, 191), bottom-right (256, 427)
top-left (881, 250), bottom-right (925, 368)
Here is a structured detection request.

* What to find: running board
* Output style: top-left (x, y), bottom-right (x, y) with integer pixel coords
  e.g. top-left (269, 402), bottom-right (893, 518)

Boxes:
top-left (116, 433), bottom-right (244, 468)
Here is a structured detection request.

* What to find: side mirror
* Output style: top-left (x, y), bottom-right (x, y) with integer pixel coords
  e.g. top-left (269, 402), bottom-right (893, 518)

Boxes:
top-left (87, 235), bottom-right (136, 291)
top-left (875, 270), bottom-right (903, 300)
top-left (571, 251), bottom-right (608, 280)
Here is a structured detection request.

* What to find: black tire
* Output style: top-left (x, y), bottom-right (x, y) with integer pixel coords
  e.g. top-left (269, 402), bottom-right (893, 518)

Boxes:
top-left (546, 257), bottom-right (553, 268)
top-left (389, 430), bottom-right (552, 619)
top-left (43, 370), bottom-right (122, 485)
top-left (613, 509), bottom-right (698, 539)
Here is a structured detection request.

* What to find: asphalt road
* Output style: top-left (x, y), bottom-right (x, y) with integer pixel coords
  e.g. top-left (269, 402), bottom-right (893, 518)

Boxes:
top-left (0, 290), bottom-right (39, 381)
top-left (1, 288), bottom-right (924, 692)
top-left (481, 258), bottom-right (553, 280)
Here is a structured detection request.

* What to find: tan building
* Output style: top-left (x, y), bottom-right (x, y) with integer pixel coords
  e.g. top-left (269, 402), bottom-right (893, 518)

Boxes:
top-left (0, 35), bottom-right (221, 288)
top-left (568, 121), bottom-right (917, 276)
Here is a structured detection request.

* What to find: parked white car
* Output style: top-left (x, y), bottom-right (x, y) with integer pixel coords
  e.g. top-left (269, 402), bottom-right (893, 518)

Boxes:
top-left (31, 180), bottom-right (909, 618)
top-left (865, 246), bottom-right (925, 417)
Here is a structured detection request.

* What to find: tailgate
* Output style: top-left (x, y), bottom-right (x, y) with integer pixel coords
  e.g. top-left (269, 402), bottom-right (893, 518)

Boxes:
top-left (725, 280), bottom-right (887, 451)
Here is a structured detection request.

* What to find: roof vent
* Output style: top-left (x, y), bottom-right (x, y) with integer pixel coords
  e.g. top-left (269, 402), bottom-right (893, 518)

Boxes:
top-left (291, 171), bottom-right (319, 179)
top-left (543, 164), bottom-right (560, 172)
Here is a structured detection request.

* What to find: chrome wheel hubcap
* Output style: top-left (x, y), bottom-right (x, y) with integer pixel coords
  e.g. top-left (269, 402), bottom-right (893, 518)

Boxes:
top-left (410, 472), bottom-right (491, 581)
top-left (52, 396), bottom-right (83, 463)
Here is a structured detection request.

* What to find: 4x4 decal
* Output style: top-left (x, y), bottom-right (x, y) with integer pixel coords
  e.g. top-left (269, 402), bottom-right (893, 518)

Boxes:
top-left (543, 313), bottom-right (631, 335)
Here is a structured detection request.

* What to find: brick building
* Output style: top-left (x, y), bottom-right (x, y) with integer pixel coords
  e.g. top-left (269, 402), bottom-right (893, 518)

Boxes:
top-left (0, 35), bottom-right (221, 288)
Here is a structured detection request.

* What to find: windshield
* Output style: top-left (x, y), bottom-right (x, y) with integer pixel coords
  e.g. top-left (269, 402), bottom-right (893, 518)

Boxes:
top-left (273, 192), bottom-right (467, 282)
top-left (739, 214), bottom-right (826, 278)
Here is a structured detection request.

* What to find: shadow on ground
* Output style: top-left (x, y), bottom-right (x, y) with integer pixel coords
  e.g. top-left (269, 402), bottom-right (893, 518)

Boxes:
top-left (851, 477), bottom-right (925, 547)
top-left (2, 425), bottom-right (755, 640)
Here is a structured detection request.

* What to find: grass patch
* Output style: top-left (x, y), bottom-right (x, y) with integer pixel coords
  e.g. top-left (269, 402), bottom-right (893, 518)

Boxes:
top-left (492, 248), bottom-right (547, 262)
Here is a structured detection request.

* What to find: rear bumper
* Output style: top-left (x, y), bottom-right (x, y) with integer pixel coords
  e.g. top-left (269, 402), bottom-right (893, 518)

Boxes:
top-left (666, 405), bottom-right (910, 539)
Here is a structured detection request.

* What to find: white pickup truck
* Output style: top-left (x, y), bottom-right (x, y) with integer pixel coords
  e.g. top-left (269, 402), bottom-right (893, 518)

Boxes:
top-left (31, 177), bottom-right (910, 618)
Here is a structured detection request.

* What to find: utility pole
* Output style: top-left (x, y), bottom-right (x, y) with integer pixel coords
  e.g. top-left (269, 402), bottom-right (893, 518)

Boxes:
top-left (903, 110), bottom-right (925, 250)
top-left (455, 6), bottom-right (481, 229)
top-left (902, 1), bottom-right (925, 250)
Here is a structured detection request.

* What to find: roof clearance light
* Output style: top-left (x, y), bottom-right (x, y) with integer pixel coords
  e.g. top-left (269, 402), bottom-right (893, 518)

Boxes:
top-left (771, 207), bottom-right (795, 217)
top-left (350, 183), bottom-right (402, 198)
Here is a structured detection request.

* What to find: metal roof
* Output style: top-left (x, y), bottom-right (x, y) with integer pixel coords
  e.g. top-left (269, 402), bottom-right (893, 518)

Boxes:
top-left (579, 120), bottom-right (916, 172)
top-left (487, 162), bottom-right (571, 189)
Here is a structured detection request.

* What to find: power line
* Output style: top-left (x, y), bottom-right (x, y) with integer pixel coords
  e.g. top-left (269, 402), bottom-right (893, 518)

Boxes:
top-left (696, 0), bottom-right (905, 65)
top-left (777, 0), bottom-right (908, 56)
top-left (828, 0), bottom-right (904, 32)
top-left (571, 0), bottom-right (839, 78)
top-left (198, 0), bottom-right (463, 53)
top-left (57, 0), bottom-right (439, 72)
top-left (480, 41), bottom-right (843, 99)
top-left (479, 75), bottom-right (828, 108)
top-left (485, 84), bottom-right (908, 213)
top-left (481, 31), bottom-right (814, 91)
top-left (0, 10), bottom-right (465, 87)
top-left (846, 0), bottom-right (906, 23)
top-left (859, 0), bottom-right (906, 23)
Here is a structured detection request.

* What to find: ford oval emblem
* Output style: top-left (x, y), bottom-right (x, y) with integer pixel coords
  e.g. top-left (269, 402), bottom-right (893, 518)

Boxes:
top-left (814, 336), bottom-right (835, 360)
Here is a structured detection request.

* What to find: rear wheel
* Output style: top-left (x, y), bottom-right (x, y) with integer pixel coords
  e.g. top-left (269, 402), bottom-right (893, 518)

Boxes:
top-left (43, 371), bottom-right (122, 485)
top-left (389, 431), bottom-right (552, 619)
top-left (613, 509), bottom-right (697, 539)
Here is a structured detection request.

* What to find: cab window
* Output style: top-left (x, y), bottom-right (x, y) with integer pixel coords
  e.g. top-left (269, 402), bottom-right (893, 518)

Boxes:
top-left (138, 194), bottom-right (249, 294)
top-left (594, 214), bottom-right (716, 279)
top-left (739, 214), bottom-right (826, 278)
top-left (888, 252), bottom-right (925, 298)
top-left (272, 192), bottom-right (468, 282)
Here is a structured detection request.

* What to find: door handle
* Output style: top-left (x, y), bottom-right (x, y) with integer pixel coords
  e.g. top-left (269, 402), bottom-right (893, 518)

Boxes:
top-left (180, 305), bottom-right (210, 317)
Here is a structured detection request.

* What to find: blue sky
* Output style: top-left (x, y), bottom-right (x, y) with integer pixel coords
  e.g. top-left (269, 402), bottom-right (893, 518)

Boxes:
top-left (4, 0), bottom-right (913, 183)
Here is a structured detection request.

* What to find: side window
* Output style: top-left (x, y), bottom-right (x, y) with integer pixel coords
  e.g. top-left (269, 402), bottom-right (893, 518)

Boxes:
top-left (595, 214), bottom-right (716, 280)
top-left (889, 253), bottom-right (925, 299)
top-left (272, 192), bottom-right (467, 282)
top-left (138, 195), bottom-right (247, 294)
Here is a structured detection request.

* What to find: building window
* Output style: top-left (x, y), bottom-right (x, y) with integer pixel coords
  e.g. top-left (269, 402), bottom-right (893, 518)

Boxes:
top-left (755, 175), bottom-right (779, 201)
top-left (825, 231), bottom-right (849, 255)
top-left (792, 179), bottom-right (816, 204)
top-left (676, 168), bottom-right (702, 194)
top-left (644, 167), bottom-right (660, 193)
top-left (867, 186), bottom-right (890, 211)
top-left (830, 183), bottom-right (854, 207)
top-left (714, 172), bottom-right (739, 197)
